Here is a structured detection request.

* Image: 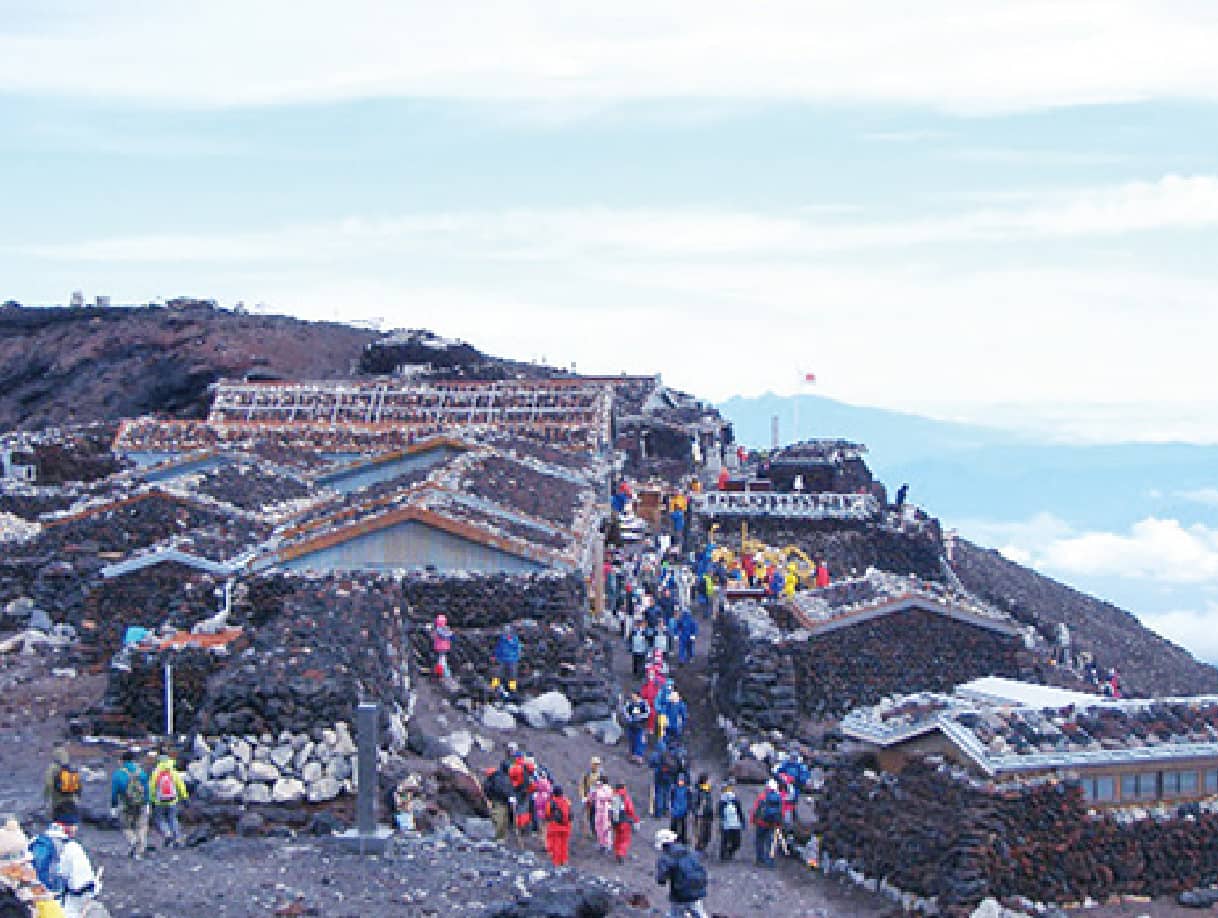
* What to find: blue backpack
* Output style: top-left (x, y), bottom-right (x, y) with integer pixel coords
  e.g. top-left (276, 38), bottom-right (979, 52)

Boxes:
top-left (29, 834), bottom-right (63, 893)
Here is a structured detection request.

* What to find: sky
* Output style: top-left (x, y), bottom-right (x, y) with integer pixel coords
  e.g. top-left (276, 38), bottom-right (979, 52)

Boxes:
top-left (2, 1), bottom-right (1217, 659)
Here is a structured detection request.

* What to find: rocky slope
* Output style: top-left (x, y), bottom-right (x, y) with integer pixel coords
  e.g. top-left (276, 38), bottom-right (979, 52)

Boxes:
top-left (0, 303), bottom-right (374, 429)
top-left (953, 539), bottom-right (1218, 697)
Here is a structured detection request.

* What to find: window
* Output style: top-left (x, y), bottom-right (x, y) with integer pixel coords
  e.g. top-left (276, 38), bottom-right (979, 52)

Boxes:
top-left (1163, 770), bottom-right (1199, 796)
top-left (1082, 776), bottom-right (1116, 803)
top-left (1120, 773), bottom-right (1158, 801)
top-left (1205, 769), bottom-right (1218, 794)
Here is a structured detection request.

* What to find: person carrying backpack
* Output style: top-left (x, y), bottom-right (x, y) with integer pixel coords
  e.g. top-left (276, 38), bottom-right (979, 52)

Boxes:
top-left (149, 752), bottom-right (188, 849)
top-left (750, 779), bottom-right (783, 867)
top-left (691, 774), bottom-right (715, 853)
top-left (668, 773), bottom-right (691, 846)
top-left (654, 828), bottom-right (709, 918)
top-left (544, 786), bottom-right (572, 867)
top-left (110, 748), bottom-right (150, 859)
top-left (610, 781), bottom-right (639, 864)
top-left (43, 747), bottom-right (81, 820)
top-left (431, 614), bottom-right (453, 679)
top-left (483, 764), bottom-right (516, 842)
top-left (717, 782), bottom-right (745, 861)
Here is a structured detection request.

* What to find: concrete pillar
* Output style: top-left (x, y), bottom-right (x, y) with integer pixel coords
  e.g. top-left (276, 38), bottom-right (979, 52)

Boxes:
top-left (357, 701), bottom-right (379, 839)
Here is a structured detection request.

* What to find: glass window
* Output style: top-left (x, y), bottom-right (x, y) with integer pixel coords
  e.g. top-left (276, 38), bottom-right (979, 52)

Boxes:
top-left (1164, 770), bottom-right (1200, 795)
top-left (1205, 770), bottom-right (1218, 794)
top-left (1120, 773), bottom-right (1157, 800)
top-left (1083, 776), bottom-right (1116, 802)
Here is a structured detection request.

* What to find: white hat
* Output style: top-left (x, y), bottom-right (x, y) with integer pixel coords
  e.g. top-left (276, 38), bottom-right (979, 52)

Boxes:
top-left (669, 691), bottom-right (680, 702)
top-left (654, 828), bottom-right (678, 849)
top-left (0, 818), bottom-right (31, 864)
top-left (765, 779), bottom-right (779, 792)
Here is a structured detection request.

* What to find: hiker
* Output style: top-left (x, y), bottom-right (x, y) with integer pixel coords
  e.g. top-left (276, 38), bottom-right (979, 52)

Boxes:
top-left (392, 774), bottom-right (422, 831)
top-left (33, 811), bottom-right (97, 913)
top-left (629, 620), bottom-right (650, 678)
top-left (640, 672), bottom-right (663, 735)
top-left (484, 763), bottom-right (516, 842)
top-left (775, 749), bottom-right (812, 802)
top-left (669, 773), bottom-right (691, 845)
top-left (782, 563), bottom-right (798, 598)
top-left (149, 751), bottom-right (189, 848)
top-left (610, 782), bottom-right (639, 864)
top-left (750, 779), bottom-right (784, 867)
top-left (717, 782), bottom-right (745, 861)
top-left (654, 828), bottom-right (710, 918)
top-left (432, 613), bottom-right (453, 679)
top-left (815, 560), bottom-right (830, 588)
top-left (664, 690), bottom-right (688, 743)
top-left (591, 777), bottom-right (616, 852)
top-left (895, 483), bottom-right (909, 509)
top-left (544, 785), bottom-right (572, 866)
top-left (578, 756), bottom-right (605, 837)
top-left (692, 774), bottom-right (715, 853)
top-left (508, 756), bottom-right (537, 835)
top-left (674, 608), bottom-right (698, 665)
top-left (491, 625), bottom-right (521, 696)
top-left (652, 622), bottom-right (670, 658)
top-left (623, 691), bottom-right (651, 763)
top-left (531, 768), bottom-right (554, 836)
top-left (44, 747), bottom-right (81, 820)
top-left (649, 738), bottom-right (676, 818)
top-left (110, 748), bottom-right (150, 859)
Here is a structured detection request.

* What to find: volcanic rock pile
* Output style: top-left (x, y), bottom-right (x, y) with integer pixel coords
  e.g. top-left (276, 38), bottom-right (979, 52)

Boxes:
top-left (194, 581), bottom-right (410, 737)
top-left (712, 601), bottom-right (799, 735)
top-left (792, 608), bottom-right (1025, 717)
top-left (819, 757), bottom-right (1218, 914)
top-left (400, 573), bottom-right (585, 629)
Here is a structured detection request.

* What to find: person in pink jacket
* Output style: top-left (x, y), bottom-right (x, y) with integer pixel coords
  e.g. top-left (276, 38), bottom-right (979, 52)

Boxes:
top-left (432, 614), bottom-right (453, 678)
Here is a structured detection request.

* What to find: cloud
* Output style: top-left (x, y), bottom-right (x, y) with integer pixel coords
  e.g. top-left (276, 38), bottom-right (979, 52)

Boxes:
top-left (14, 174), bottom-right (1218, 266)
top-left (1039, 518), bottom-right (1218, 584)
top-left (1174, 488), bottom-right (1218, 507)
top-left (1140, 604), bottom-right (1218, 664)
top-left (3, 2), bottom-right (1218, 113)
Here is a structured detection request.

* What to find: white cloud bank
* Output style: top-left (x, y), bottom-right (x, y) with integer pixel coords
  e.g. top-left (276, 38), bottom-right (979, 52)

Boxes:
top-left (4, 2), bottom-right (1218, 112)
top-left (959, 514), bottom-right (1218, 660)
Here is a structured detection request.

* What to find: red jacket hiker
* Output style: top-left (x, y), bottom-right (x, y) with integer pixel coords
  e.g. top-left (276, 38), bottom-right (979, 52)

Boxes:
top-left (545, 792), bottom-right (572, 866)
top-left (611, 787), bottom-right (638, 860)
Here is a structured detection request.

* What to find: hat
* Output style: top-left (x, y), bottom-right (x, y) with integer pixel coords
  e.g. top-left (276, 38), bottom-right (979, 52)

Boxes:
top-left (590, 756), bottom-right (602, 765)
top-left (765, 779), bottom-right (779, 792)
top-left (0, 819), bottom-right (31, 864)
top-left (669, 691), bottom-right (680, 702)
top-left (506, 741), bottom-right (520, 754)
top-left (654, 828), bottom-right (678, 849)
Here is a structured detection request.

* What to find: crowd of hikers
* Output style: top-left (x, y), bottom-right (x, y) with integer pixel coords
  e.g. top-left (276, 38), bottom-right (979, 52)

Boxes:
top-left (0, 743), bottom-right (189, 916)
top-left (462, 502), bottom-right (818, 917)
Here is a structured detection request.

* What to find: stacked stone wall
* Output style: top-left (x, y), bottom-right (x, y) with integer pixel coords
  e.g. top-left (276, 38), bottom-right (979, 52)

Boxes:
top-left (820, 758), bottom-right (1218, 913)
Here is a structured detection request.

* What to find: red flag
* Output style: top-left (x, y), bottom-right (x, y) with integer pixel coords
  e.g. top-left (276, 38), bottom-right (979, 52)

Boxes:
top-left (803, 372), bottom-right (816, 383)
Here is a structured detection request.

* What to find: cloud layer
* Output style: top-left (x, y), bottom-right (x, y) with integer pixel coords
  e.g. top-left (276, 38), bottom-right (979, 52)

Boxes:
top-left (4, 2), bottom-right (1218, 112)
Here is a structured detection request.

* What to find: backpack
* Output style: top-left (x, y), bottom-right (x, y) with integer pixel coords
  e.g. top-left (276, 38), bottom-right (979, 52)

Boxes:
top-left (671, 851), bottom-right (708, 902)
top-left (29, 835), bottom-right (60, 891)
top-left (154, 769), bottom-right (177, 803)
top-left (661, 749), bottom-right (681, 777)
top-left (484, 769), bottom-right (514, 804)
top-left (759, 793), bottom-right (782, 828)
top-left (609, 795), bottom-right (629, 826)
top-left (720, 798), bottom-right (743, 831)
top-left (122, 769), bottom-right (147, 811)
top-left (56, 765), bottom-right (81, 796)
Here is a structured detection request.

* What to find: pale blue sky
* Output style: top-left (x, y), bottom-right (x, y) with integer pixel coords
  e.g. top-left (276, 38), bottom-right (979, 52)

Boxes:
top-left (4, 1), bottom-right (1218, 659)
top-left (3, 2), bottom-right (1218, 441)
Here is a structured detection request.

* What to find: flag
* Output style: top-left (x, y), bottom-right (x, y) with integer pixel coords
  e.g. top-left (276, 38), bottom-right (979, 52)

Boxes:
top-left (803, 372), bottom-right (816, 383)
